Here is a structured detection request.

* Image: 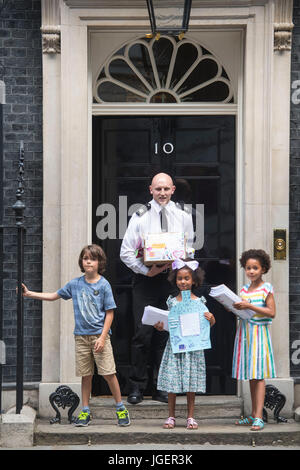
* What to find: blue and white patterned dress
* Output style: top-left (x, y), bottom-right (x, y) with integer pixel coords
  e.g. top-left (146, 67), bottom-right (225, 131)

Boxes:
top-left (157, 295), bottom-right (207, 394)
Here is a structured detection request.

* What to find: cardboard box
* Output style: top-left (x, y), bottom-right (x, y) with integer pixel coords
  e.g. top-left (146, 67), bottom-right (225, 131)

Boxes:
top-left (143, 232), bottom-right (186, 266)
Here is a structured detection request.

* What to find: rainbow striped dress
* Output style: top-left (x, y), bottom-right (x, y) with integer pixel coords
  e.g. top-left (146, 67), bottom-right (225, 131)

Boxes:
top-left (232, 282), bottom-right (276, 380)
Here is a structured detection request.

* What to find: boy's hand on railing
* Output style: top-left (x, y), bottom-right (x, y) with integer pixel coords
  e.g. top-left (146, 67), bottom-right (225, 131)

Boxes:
top-left (16, 283), bottom-right (29, 297)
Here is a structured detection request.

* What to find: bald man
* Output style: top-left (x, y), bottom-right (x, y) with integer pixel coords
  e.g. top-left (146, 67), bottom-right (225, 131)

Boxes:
top-left (120, 173), bottom-right (194, 404)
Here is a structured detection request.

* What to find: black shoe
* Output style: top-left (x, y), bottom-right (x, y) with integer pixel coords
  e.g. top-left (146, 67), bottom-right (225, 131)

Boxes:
top-left (127, 390), bottom-right (143, 405)
top-left (152, 390), bottom-right (168, 403)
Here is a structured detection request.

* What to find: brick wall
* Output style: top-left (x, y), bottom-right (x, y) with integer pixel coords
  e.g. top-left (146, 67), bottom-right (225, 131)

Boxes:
top-left (0, 0), bottom-right (42, 383)
top-left (290, 2), bottom-right (300, 380)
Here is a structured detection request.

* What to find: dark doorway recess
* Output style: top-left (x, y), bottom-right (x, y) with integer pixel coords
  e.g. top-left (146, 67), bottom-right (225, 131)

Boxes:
top-left (92, 115), bottom-right (236, 396)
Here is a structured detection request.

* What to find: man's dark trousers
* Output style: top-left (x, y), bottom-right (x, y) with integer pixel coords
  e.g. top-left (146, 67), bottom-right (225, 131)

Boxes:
top-left (129, 271), bottom-right (173, 394)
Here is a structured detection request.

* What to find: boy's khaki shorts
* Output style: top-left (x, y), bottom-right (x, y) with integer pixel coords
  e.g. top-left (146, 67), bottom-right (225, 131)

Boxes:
top-left (75, 335), bottom-right (116, 377)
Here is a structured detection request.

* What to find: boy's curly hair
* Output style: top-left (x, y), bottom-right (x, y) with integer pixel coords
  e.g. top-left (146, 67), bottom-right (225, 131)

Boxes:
top-left (239, 249), bottom-right (271, 274)
top-left (167, 258), bottom-right (205, 288)
top-left (78, 244), bottom-right (107, 274)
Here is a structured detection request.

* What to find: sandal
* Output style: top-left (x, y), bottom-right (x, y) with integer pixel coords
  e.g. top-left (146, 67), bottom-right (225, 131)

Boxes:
top-left (186, 418), bottom-right (198, 429)
top-left (235, 415), bottom-right (254, 426)
top-left (163, 417), bottom-right (176, 429)
top-left (250, 418), bottom-right (264, 431)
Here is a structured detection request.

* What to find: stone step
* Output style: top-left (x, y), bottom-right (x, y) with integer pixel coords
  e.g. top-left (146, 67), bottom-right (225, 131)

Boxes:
top-left (34, 418), bottom-right (300, 447)
top-left (89, 395), bottom-right (243, 420)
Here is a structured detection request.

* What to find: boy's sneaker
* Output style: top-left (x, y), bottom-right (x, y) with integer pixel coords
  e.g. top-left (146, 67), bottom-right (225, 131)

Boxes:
top-left (116, 407), bottom-right (130, 426)
top-left (74, 411), bottom-right (91, 427)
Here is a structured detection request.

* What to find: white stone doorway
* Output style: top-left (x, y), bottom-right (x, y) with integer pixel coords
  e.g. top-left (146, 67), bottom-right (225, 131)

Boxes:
top-left (39, 1), bottom-right (294, 417)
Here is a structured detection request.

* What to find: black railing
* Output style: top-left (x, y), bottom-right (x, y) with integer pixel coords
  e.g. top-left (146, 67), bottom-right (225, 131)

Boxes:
top-left (0, 224), bottom-right (3, 414)
top-left (12, 141), bottom-right (26, 414)
top-left (0, 97), bottom-right (3, 414)
top-left (0, 141), bottom-right (26, 415)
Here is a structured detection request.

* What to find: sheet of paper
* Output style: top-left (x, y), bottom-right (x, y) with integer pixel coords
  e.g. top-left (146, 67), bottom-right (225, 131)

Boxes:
top-left (209, 284), bottom-right (254, 320)
top-left (180, 312), bottom-right (200, 337)
top-left (142, 305), bottom-right (169, 331)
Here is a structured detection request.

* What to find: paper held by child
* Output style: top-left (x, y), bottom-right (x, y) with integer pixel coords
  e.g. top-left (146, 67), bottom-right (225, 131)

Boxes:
top-left (209, 284), bottom-right (254, 320)
top-left (142, 305), bottom-right (169, 331)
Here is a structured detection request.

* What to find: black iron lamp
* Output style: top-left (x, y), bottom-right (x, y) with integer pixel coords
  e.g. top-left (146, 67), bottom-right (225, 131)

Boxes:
top-left (146, 0), bottom-right (192, 39)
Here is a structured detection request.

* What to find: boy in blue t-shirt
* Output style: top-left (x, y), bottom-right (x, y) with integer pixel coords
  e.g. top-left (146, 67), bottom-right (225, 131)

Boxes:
top-left (22, 244), bottom-right (130, 427)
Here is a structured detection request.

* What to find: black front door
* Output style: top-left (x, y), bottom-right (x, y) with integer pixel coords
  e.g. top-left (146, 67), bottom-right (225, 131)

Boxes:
top-left (92, 115), bottom-right (236, 395)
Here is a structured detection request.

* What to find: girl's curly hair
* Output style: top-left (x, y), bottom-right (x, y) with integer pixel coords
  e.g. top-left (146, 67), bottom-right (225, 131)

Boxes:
top-left (78, 244), bottom-right (107, 275)
top-left (167, 258), bottom-right (205, 288)
top-left (239, 249), bottom-right (271, 274)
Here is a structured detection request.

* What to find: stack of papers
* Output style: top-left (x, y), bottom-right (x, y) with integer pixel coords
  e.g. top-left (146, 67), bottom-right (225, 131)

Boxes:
top-left (142, 305), bottom-right (169, 331)
top-left (209, 284), bottom-right (254, 320)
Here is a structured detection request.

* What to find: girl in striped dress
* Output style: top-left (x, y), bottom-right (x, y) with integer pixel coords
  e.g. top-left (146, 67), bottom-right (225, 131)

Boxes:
top-left (232, 249), bottom-right (276, 431)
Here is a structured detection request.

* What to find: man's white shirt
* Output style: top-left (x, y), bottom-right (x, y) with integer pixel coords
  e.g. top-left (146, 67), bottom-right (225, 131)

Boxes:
top-left (120, 199), bottom-right (194, 276)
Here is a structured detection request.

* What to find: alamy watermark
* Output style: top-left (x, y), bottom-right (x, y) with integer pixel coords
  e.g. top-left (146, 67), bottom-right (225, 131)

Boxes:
top-left (0, 340), bottom-right (5, 365)
top-left (292, 80), bottom-right (300, 105)
top-left (95, 196), bottom-right (204, 250)
top-left (291, 339), bottom-right (300, 366)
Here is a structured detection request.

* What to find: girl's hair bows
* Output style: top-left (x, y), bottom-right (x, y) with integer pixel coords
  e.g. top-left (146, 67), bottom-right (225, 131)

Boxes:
top-left (172, 259), bottom-right (199, 271)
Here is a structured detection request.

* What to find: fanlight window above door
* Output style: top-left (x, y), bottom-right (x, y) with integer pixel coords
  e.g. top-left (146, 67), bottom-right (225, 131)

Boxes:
top-left (93, 36), bottom-right (234, 104)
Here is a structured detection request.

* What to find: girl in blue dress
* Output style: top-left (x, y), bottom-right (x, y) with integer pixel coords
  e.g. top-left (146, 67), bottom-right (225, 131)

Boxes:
top-left (154, 259), bottom-right (215, 430)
